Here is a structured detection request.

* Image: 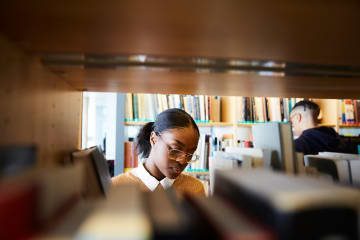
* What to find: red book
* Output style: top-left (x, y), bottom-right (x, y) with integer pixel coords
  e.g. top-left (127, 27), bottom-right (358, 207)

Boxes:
top-left (131, 141), bottom-right (138, 168)
top-left (124, 141), bottom-right (138, 169)
top-left (0, 180), bottom-right (39, 240)
top-left (124, 142), bottom-right (132, 169)
top-left (355, 100), bottom-right (360, 124)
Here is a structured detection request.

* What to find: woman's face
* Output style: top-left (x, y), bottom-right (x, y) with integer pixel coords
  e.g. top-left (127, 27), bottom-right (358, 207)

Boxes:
top-left (150, 126), bottom-right (199, 179)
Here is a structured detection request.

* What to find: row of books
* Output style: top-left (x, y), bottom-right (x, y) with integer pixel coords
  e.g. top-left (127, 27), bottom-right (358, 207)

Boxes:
top-left (24, 169), bottom-right (360, 240)
top-left (125, 93), bottom-right (221, 123)
top-left (2, 143), bottom-right (360, 239)
top-left (339, 99), bottom-right (360, 125)
top-left (0, 146), bottom-right (113, 240)
top-left (125, 93), bottom-right (304, 124)
top-left (235, 97), bottom-right (303, 123)
top-left (0, 163), bottom-right (85, 240)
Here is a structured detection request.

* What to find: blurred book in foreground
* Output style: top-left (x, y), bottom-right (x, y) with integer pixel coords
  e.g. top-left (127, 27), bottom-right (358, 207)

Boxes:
top-left (214, 168), bottom-right (360, 240)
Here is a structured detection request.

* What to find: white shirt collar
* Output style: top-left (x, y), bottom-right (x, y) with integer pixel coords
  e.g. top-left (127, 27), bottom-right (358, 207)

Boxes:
top-left (131, 162), bottom-right (175, 191)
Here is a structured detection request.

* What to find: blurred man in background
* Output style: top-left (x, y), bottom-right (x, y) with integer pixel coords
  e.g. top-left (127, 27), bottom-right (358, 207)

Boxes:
top-left (290, 100), bottom-right (347, 155)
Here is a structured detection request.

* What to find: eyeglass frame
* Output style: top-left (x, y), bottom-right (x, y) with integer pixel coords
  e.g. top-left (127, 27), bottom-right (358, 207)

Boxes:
top-left (155, 132), bottom-right (200, 164)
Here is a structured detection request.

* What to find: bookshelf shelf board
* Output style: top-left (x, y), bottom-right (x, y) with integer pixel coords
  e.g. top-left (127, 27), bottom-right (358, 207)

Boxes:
top-left (318, 123), bottom-right (336, 128)
top-left (184, 170), bottom-right (209, 174)
top-left (125, 121), bottom-right (150, 126)
top-left (236, 122), bottom-right (284, 127)
top-left (125, 121), bottom-right (338, 128)
top-left (197, 122), bottom-right (234, 127)
top-left (339, 124), bottom-right (360, 128)
top-left (237, 123), bottom-right (255, 127)
top-left (125, 121), bottom-right (234, 127)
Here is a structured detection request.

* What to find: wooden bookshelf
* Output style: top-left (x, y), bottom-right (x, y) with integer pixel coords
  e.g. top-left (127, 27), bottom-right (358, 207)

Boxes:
top-left (0, 36), bottom-right (81, 166)
top-left (2, 2), bottom-right (360, 238)
top-left (2, 3), bottom-right (360, 238)
top-left (3, 1), bottom-right (360, 98)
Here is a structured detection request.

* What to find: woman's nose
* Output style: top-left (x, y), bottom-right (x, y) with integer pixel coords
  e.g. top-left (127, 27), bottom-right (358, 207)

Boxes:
top-left (175, 157), bottom-right (188, 165)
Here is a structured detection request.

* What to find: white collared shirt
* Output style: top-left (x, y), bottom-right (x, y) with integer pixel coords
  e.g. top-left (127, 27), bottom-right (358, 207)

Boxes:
top-left (131, 162), bottom-right (175, 191)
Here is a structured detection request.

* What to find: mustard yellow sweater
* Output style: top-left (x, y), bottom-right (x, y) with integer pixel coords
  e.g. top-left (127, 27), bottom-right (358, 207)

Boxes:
top-left (112, 171), bottom-right (205, 196)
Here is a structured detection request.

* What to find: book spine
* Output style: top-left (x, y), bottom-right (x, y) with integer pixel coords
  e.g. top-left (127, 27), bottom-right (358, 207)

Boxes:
top-left (194, 96), bottom-right (199, 121)
top-left (199, 95), bottom-right (205, 122)
top-left (138, 93), bottom-right (144, 121)
top-left (133, 93), bottom-right (138, 121)
top-left (213, 96), bottom-right (221, 122)
top-left (209, 96), bottom-right (213, 122)
top-left (189, 95), bottom-right (194, 119)
top-left (341, 99), bottom-right (346, 124)
top-left (344, 99), bottom-right (355, 124)
top-left (180, 95), bottom-right (185, 110)
top-left (124, 142), bottom-right (132, 169)
top-left (205, 95), bottom-right (209, 122)
top-left (125, 93), bottom-right (133, 121)
top-left (264, 97), bottom-right (270, 122)
top-left (353, 100), bottom-right (358, 124)
top-left (356, 100), bottom-right (360, 124)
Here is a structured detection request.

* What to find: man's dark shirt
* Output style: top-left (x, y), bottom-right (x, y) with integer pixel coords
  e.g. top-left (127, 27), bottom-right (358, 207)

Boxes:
top-left (294, 126), bottom-right (346, 155)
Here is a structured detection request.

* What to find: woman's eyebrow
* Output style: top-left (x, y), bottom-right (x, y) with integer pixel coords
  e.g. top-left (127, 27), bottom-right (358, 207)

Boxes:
top-left (173, 139), bottom-right (197, 152)
top-left (173, 139), bottom-right (185, 147)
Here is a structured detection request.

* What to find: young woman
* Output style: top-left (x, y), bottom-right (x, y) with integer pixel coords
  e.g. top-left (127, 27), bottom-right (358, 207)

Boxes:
top-left (112, 108), bottom-right (205, 196)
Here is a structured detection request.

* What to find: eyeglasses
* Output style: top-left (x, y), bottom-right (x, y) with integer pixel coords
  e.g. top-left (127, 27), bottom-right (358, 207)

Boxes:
top-left (156, 133), bottom-right (200, 164)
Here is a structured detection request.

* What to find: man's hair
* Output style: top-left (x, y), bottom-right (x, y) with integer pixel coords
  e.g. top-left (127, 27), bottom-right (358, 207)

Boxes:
top-left (291, 100), bottom-right (320, 122)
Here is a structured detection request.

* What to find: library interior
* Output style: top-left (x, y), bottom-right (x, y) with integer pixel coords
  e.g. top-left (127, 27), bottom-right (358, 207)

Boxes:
top-left (1, 1), bottom-right (360, 240)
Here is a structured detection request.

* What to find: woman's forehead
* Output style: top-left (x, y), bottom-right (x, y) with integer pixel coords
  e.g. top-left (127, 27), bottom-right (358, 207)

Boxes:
top-left (161, 127), bottom-right (199, 144)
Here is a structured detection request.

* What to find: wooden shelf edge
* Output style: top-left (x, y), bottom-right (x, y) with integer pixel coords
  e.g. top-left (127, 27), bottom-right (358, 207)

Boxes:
top-left (125, 121), bottom-right (234, 127)
top-left (318, 123), bottom-right (336, 128)
top-left (184, 171), bottom-right (209, 174)
top-left (339, 124), bottom-right (360, 128)
top-left (237, 123), bottom-right (255, 127)
top-left (124, 121), bottom-right (150, 126)
top-left (125, 121), bottom-right (339, 128)
top-left (197, 122), bottom-right (234, 127)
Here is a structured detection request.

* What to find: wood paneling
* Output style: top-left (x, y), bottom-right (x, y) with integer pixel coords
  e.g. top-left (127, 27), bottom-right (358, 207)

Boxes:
top-left (0, 35), bottom-right (82, 166)
top-left (1, 1), bottom-right (360, 98)
top-left (1, 0), bottom-right (360, 66)
top-left (1, 1), bottom-right (360, 100)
